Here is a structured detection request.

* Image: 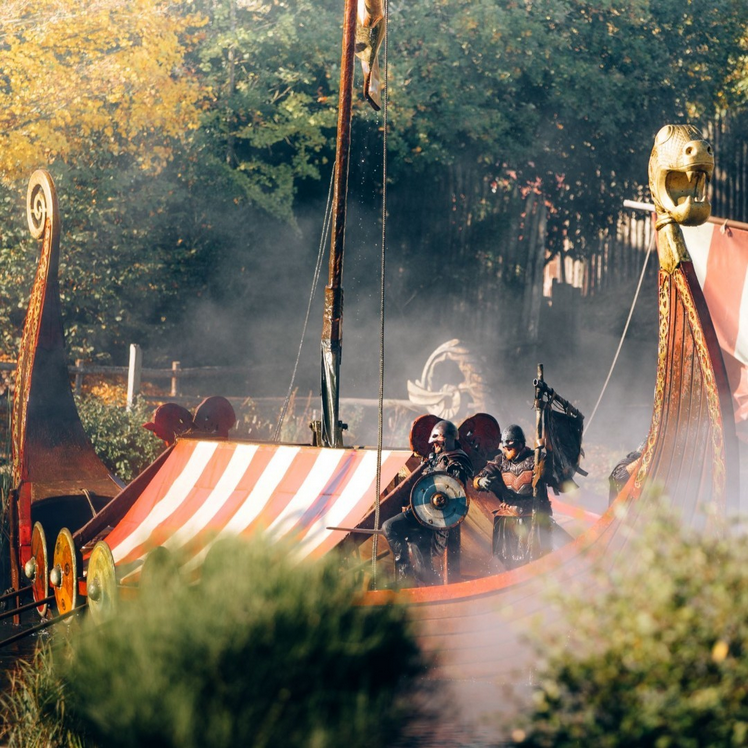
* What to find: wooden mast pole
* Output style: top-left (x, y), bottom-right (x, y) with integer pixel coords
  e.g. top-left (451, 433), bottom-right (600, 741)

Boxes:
top-left (320, 0), bottom-right (357, 448)
top-left (533, 363), bottom-right (544, 501)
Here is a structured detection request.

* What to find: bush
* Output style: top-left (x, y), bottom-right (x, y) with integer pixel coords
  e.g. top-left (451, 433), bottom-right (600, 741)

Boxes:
top-left (513, 498), bottom-right (748, 747)
top-left (2, 537), bottom-right (430, 747)
top-left (75, 394), bottom-right (164, 482)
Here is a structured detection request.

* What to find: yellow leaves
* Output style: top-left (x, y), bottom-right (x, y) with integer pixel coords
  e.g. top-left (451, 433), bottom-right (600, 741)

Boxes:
top-left (0, 0), bottom-right (208, 183)
top-left (712, 639), bottom-right (729, 663)
top-left (87, 381), bottom-right (127, 406)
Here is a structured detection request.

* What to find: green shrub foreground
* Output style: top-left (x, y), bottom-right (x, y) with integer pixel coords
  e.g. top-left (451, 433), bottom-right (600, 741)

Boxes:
top-left (1, 538), bottom-right (430, 747)
top-left (75, 395), bottom-right (163, 482)
top-left (514, 499), bottom-right (748, 747)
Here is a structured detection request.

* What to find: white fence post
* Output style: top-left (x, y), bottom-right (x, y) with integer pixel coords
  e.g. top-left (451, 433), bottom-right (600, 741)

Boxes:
top-left (127, 344), bottom-right (142, 410)
top-left (74, 359), bottom-right (84, 395)
top-left (171, 361), bottom-right (181, 397)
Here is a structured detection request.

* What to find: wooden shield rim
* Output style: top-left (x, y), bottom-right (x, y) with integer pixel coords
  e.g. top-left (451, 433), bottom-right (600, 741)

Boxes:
top-left (53, 527), bottom-right (78, 615)
top-left (31, 521), bottom-right (49, 618)
top-left (86, 541), bottom-right (117, 625)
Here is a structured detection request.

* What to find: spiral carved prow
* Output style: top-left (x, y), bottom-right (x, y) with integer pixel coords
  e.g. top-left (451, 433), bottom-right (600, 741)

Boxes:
top-left (26, 169), bottom-right (59, 243)
top-left (8, 170), bottom-right (120, 597)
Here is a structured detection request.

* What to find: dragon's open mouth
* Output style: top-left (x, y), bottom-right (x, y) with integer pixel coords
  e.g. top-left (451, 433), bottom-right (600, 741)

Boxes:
top-left (661, 161), bottom-right (713, 225)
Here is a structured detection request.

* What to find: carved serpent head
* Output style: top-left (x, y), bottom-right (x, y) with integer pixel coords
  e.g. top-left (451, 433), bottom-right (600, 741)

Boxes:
top-left (648, 124), bottom-right (714, 227)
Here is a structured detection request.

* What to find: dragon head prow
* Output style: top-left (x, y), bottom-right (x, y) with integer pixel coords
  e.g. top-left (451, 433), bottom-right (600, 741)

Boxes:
top-left (648, 124), bottom-right (714, 227)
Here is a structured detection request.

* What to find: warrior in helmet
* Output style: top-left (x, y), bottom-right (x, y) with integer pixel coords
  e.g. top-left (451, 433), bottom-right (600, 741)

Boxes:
top-left (608, 438), bottom-right (646, 504)
top-left (473, 423), bottom-right (554, 570)
top-left (382, 419), bottom-right (473, 586)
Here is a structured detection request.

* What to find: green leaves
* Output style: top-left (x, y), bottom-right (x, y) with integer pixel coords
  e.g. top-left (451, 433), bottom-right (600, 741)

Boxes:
top-left (0, 0), bottom-right (747, 363)
top-left (386, 0), bottom-right (748, 256)
top-left (0, 0), bottom-right (205, 183)
top-left (516, 498), bottom-right (748, 746)
top-left (2, 537), bottom-right (430, 748)
top-left (75, 395), bottom-right (164, 481)
top-left (189, 0), bottom-right (338, 221)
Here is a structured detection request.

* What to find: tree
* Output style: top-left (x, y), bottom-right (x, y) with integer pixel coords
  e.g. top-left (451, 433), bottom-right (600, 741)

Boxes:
top-left (187, 0), bottom-right (339, 221)
top-left (0, 0), bottom-right (209, 360)
top-left (384, 0), bottom-right (748, 245)
top-left (367, 0), bottom-right (748, 351)
top-left (0, 0), bottom-right (204, 181)
top-left (0, 0), bottom-right (344, 365)
top-left (1, 0), bottom-right (748, 368)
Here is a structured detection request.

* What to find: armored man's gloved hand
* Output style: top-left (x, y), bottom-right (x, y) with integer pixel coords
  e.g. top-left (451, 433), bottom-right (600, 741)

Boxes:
top-left (473, 475), bottom-right (491, 491)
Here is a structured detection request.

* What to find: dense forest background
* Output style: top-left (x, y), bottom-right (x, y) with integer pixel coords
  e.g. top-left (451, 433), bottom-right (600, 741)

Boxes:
top-left (1, 0), bottom-right (747, 450)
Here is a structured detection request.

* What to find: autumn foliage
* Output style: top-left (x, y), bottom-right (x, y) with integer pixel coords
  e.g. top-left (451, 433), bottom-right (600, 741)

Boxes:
top-left (0, 0), bottom-right (205, 181)
top-left (0, 0), bottom-right (747, 371)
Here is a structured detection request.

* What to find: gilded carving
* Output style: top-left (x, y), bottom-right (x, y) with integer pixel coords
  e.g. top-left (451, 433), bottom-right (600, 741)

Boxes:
top-left (648, 124), bottom-right (714, 273)
top-left (672, 269), bottom-right (726, 502)
top-left (638, 125), bottom-right (725, 507)
top-left (11, 172), bottom-right (59, 487)
top-left (636, 273), bottom-right (670, 488)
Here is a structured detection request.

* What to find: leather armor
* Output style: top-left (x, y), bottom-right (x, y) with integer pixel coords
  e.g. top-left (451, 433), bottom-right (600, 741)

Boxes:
top-left (475, 446), bottom-right (550, 513)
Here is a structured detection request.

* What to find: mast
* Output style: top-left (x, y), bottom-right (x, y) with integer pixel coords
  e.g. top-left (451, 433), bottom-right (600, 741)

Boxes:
top-left (320, 0), bottom-right (358, 448)
top-left (532, 363), bottom-right (544, 501)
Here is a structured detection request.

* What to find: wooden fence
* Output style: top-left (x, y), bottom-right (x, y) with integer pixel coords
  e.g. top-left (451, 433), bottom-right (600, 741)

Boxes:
top-left (0, 345), bottom-right (419, 419)
top-left (0, 344), bottom-right (251, 407)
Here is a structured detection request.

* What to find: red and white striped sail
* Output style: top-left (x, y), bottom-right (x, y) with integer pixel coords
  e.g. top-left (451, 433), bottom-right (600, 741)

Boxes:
top-left (103, 440), bottom-right (411, 581)
top-left (682, 223), bottom-right (748, 432)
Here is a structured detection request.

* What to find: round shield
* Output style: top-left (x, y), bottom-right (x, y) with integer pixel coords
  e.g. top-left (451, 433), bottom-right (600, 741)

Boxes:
top-left (410, 472), bottom-right (469, 529)
top-left (86, 541), bottom-right (118, 625)
top-left (52, 527), bottom-right (78, 615)
top-left (459, 413), bottom-right (501, 471)
top-left (29, 522), bottom-right (50, 618)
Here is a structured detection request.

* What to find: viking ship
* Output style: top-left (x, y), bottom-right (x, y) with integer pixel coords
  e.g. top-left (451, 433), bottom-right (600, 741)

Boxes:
top-left (5, 171), bottom-right (123, 619)
top-left (3, 0), bottom-right (741, 734)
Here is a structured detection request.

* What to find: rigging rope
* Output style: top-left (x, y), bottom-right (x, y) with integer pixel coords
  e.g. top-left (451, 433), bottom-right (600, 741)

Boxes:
top-left (272, 170), bottom-right (335, 442)
top-left (371, 0), bottom-right (389, 586)
top-left (583, 225), bottom-right (656, 435)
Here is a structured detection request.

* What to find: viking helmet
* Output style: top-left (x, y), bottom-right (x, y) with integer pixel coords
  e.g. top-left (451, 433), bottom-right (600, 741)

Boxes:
top-left (501, 424), bottom-right (526, 446)
top-left (428, 419), bottom-right (458, 443)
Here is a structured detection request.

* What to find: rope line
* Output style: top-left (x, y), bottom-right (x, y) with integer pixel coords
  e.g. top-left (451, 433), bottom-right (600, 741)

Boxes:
top-left (372, 0), bottom-right (389, 586)
top-left (272, 170), bottom-right (335, 442)
top-left (584, 226), bottom-right (656, 435)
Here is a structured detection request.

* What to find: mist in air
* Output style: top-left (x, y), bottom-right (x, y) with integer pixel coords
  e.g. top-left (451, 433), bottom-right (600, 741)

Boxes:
top-left (158, 144), bottom-right (660, 500)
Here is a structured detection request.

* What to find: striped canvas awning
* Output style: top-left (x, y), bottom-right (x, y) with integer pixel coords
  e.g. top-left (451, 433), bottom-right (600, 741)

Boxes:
top-left (103, 440), bottom-right (412, 582)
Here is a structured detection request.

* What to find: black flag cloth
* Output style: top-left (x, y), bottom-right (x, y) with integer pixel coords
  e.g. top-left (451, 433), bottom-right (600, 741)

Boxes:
top-left (542, 403), bottom-right (586, 492)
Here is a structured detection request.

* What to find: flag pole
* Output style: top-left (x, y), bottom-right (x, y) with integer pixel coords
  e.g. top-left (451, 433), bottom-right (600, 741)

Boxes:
top-left (624, 200), bottom-right (748, 232)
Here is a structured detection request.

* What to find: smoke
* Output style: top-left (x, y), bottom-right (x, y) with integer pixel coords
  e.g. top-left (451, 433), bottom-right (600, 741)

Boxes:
top-left (74, 128), bottom-right (663, 519)
top-left (153, 168), bottom-right (660, 515)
